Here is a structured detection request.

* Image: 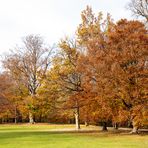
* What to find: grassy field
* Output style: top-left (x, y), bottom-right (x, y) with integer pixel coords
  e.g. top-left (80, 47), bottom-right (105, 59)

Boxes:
top-left (0, 124), bottom-right (147, 148)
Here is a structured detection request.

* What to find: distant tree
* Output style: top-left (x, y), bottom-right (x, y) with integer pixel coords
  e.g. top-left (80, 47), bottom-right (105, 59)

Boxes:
top-left (3, 35), bottom-right (52, 123)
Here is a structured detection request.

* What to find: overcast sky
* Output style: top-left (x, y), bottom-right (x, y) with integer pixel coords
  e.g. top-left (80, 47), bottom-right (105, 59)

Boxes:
top-left (0, 0), bottom-right (132, 54)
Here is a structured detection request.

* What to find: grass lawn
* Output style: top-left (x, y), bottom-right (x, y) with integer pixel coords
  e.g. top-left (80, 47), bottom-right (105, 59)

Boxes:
top-left (0, 124), bottom-right (147, 148)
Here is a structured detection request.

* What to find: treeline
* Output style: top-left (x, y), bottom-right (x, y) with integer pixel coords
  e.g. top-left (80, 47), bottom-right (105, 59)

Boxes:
top-left (0, 5), bottom-right (148, 133)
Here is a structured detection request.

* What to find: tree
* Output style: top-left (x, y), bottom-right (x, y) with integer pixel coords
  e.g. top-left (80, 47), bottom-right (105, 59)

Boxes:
top-left (0, 72), bottom-right (15, 123)
top-left (77, 6), bottom-right (114, 131)
top-left (108, 19), bottom-right (148, 133)
top-left (3, 34), bottom-right (52, 123)
top-left (77, 6), bottom-right (148, 132)
top-left (46, 37), bottom-right (84, 129)
top-left (127, 0), bottom-right (148, 21)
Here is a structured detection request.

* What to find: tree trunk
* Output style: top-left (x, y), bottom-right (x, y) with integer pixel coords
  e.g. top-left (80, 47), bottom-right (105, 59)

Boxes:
top-left (102, 122), bottom-right (108, 131)
top-left (15, 118), bottom-right (17, 124)
top-left (29, 112), bottom-right (34, 124)
top-left (130, 126), bottom-right (139, 134)
top-left (113, 122), bottom-right (118, 130)
top-left (2, 118), bottom-right (4, 124)
top-left (85, 121), bottom-right (89, 127)
top-left (29, 93), bottom-right (35, 124)
top-left (130, 121), bottom-right (139, 134)
top-left (128, 117), bottom-right (133, 128)
top-left (74, 107), bottom-right (80, 130)
top-left (14, 106), bottom-right (17, 124)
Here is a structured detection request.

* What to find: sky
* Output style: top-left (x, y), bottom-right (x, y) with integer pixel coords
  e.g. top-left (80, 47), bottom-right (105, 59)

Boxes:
top-left (0, 0), bottom-right (132, 54)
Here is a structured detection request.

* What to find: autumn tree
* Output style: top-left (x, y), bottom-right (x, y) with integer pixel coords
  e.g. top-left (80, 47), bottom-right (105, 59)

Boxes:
top-left (0, 72), bottom-right (16, 123)
top-left (108, 19), bottom-right (148, 133)
top-left (3, 34), bottom-right (52, 123)
top-left (45, 37), bottom-right (84, 129)
top-left (35, 74), bottom-right (62, 123)
top-left (77, 6), bottom-right (114, 131)
top-left (77, 6), bottom-right (148, 132)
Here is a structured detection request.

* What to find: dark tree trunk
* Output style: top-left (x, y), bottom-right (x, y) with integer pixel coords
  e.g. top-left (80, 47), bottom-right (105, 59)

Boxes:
top-left (102, 122), bottom-right (108, 131)
top-left (14, 106), bottom-right (17, 124)
top-left (113, 122), bottom-right (118, 130)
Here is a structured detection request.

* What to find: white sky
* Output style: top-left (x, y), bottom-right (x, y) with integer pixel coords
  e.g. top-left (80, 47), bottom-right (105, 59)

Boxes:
top-left (0, 0), bottom-right (132, 54)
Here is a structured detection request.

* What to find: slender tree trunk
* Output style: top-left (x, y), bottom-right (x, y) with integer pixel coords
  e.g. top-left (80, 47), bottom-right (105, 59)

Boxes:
top-left (2, 118), bottom-right (4, 124)
top-left (113, 122), bottom-right (118, 130)
top-left (14, 106), bottom-right (17, 124)
top-left (15, 118), bottom-right (17, 124)
top-left (128, 117), bottom-right (133, 128)
top-left (74, 107), bottom-right (80, 130)
top-left (6, 115), bottom-right (9, 123)
top-left (102, 122), bottom-right (108, 131)
top-left (85, 121), bottom-right (89, 127)
top-left (29, 112), bottom-right (34, 124)
top-left (39, 114), bottom-right (42, 123)
top-left (85, 114), bottom-right (89, 126)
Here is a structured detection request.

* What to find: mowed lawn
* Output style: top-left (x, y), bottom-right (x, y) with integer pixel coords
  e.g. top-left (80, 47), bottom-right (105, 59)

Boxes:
top-left (0, 124), bottom-right (147, 148)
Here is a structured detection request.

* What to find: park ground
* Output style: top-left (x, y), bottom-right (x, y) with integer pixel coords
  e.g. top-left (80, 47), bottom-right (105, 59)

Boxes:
top-left (0, 124), bottom-right (147, 148)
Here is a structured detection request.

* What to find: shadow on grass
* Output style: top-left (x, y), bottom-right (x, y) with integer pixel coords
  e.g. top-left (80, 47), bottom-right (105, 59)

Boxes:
top-left (0, 129), bottom-right (147, 141)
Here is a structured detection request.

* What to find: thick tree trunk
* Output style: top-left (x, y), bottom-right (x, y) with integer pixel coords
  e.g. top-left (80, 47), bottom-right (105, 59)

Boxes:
top-left (130, 126), bottom-right (139, 134)
top-left (29, 112), bottom-right (34, 124)
top-left (28, 93), bottom-right (35, 124)
top-left (74, 107), bottom-right (80, 130)
top-left (130, 121), bottom-right (139, 134)
top-left (102, 122), bottom-right (108, 131)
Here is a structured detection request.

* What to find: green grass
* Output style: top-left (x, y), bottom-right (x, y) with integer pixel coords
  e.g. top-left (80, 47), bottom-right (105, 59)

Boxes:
top-left (0, 124), bottom-right (147, 148)
top-left (0, 124), bottom-right (75, 131)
